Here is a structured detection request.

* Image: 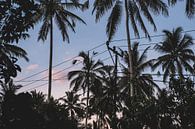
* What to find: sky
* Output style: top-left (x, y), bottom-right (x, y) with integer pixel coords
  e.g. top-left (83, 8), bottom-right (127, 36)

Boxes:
top-left (14, 1), bottom-right (195, 98)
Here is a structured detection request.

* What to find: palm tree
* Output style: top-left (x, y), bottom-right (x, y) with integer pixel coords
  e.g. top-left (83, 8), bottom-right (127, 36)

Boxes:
top-left (98, 65), bottom-right (122, 129)
top-left (60, 91), bottom-right (85, 120)
top-left (68, 51), bottom-right (104, 129)
top-left (34, 0), bottom-right (88, 100)
top-left (0, 40), bottom-right (29, 82)
top-left (168, 0), bottom-right (195, 18)
top-left (92, 0), bottom-right (168, 96)
top-left (153, 27), bottom-right (195, 82)
top-left (121, 42), bottom-right (158, 99)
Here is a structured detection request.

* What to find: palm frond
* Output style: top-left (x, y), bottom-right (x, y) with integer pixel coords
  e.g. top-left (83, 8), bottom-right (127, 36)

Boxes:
top-left (106, 1), bottom-right (122, 41)
top-left (38, 18), bottom-right (50, 41)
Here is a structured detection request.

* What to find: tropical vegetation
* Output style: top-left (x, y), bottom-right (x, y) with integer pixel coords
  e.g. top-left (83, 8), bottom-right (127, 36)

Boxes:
top-left (0, 0), bottom-right (195, 129)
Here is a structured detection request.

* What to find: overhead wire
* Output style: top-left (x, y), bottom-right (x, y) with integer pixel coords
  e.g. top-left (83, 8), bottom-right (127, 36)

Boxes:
top-left (15, 29), bottom-right (195, 83)
top-left (21, 56), bottom-right (112, 92)
top-left (16, 29), bottom-right (195, 93)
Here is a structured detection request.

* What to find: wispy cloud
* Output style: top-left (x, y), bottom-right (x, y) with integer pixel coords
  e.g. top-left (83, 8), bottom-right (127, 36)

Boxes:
top-left (41, 69), bottom-right (67, 86)
top-left (26, 64), bottom-right (39, 71)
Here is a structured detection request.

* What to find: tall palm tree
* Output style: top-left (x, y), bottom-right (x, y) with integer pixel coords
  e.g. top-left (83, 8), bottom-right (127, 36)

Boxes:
top-left (68, 51), bottom-right (104, 129)
top-left (121, 42), bottom-right (158, 99)
top-left (34, 0), bottom-right (88, 100)
top-left (92, 0), bottom-right (168, 96)
top-left (168, 0), bottom-right (195, 18)
top-left (60, 91), bottom-right (85, 120)
top-left (153, 27), bottom-right (195, 82)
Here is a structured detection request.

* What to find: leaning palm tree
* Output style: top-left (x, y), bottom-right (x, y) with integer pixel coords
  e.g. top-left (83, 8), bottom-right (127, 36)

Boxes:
top-left (68, 51), bottom-right (104, 129)
top-left (153, 27), bottom-right (195, 82)
top-left (34, 0), bottom-right (88, 100)
top-left (92, 0), bottom-right (168, 96)
top-left (121, 42), bottom-right (159, 99)
top-left (168, 0), bottom-right (195, 18)
top-left (60, 91), bottom-right (85, 120)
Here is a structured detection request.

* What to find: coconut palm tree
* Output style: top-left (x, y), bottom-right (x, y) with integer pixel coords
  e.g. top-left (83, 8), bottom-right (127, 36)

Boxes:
top-left (92, 0), bottom-right (168, 96)
top-left (60, 91), bottom-right (85, 120)
top-left (98, 65), bottom-right (122, 129)
top-left (121, 42), bottom-right (158, 99)
top-left (35, 0), bottom-right (88, 100)
top-left (68, 51), bottom-right (104, 129)
top-left (168, 0), bottom-right (195, 18)
top-left (153, 27), bottom-right (195, 82)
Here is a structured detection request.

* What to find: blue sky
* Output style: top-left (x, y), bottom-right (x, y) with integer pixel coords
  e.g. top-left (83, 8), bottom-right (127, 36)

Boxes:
top-left (15, 1), bottom-right (195, 98)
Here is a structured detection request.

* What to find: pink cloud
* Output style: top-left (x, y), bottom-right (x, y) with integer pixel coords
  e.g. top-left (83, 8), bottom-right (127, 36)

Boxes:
top-left (41, 69), bottom-right (67, 86)
top-left (26, 64), bottom-right (39, 71)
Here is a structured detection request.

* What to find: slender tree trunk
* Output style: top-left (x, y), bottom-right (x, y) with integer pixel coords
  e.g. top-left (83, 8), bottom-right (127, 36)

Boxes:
top-left (85, 80), bottom-right (89, 129)
top-left (124, 0), bottom-right (134, 97)
top-left (48, 17), bottom-right (53, 101)
top-left (85, 52), bottom-right (90, 129)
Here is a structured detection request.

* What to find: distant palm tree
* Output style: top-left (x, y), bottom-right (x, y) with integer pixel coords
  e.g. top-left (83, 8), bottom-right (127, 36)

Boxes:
top-left (98, 65), bottom-right (122, 129)
top-left (30, 90), bottom-right (46, 109)
top-left (92, 0), bottom-right (168, 96)
top-left (168, 0), bottom-right (195, 18)
top-left (60, 91), bottom-right (85, 120)
top-left (153, 27), bottom-right (195, 82)
top-left (68, 51), bottom-right (104, 129)
top-left (35, 0), bottom-right (88, 100)
top-left (121, 42), bottom-right (158, 99)
top-left (0, 40), bottom-right (29, 82)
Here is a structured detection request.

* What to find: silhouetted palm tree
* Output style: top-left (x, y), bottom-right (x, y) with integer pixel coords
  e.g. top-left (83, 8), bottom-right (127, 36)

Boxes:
top-left (153, 27), bottom-right (195, 82)
top-left (121, 42), bottom-right (158, 99)
top-left (92, 0), bottom-right (168, 96)
top-left (60, 91), bottom-right (85, 120)
top-left (168, 0), bottom-right (195, 18)
top-left (30, 90), bottom-right (46, 110)
top-left (68, 51), bottom-right (104, 129)
top-left (98, 65), bottom-right (122, 129)
top-left (35, 0), bottom-right (88, 100)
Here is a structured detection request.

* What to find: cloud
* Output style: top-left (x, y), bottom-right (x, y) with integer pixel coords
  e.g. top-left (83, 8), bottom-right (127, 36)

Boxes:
top-left (26, 64), bottom-right (39, 71)
top-left (41, 69), bottom-right (67, 86)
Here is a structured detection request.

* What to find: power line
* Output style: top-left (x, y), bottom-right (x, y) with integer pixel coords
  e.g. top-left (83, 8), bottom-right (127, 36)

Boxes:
top-left (16, 29), bottom-right (195, 83)
top-left (16, 50), bottom-right (110, 84)
top-left (16, 56), bottom-right (78, 82)
top-left (20, 56), bottom-right (112, 91)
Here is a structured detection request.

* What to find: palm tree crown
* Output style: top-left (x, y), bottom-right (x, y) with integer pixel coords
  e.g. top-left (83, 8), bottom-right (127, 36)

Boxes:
top-left (92, 0), bottom-right (168, 41)
top-left (60, 91), bottom-right (85, 120)
top-left (35, 0), bottom-right (87, 42)
top-left (153, 27), bottom-right (195, 82)
top-left (121, 42), bottom-right (158, 98)
top-left (68, 51), bottom-right (104, 92)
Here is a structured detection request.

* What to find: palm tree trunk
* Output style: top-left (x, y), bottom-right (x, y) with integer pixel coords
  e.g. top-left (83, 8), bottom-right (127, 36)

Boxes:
top-left (48, 17), bottom-right (53, 101)
top-left (85, 81), bottom-right (89, 129)
top-left (124, 0), bottom-right (134, 97)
